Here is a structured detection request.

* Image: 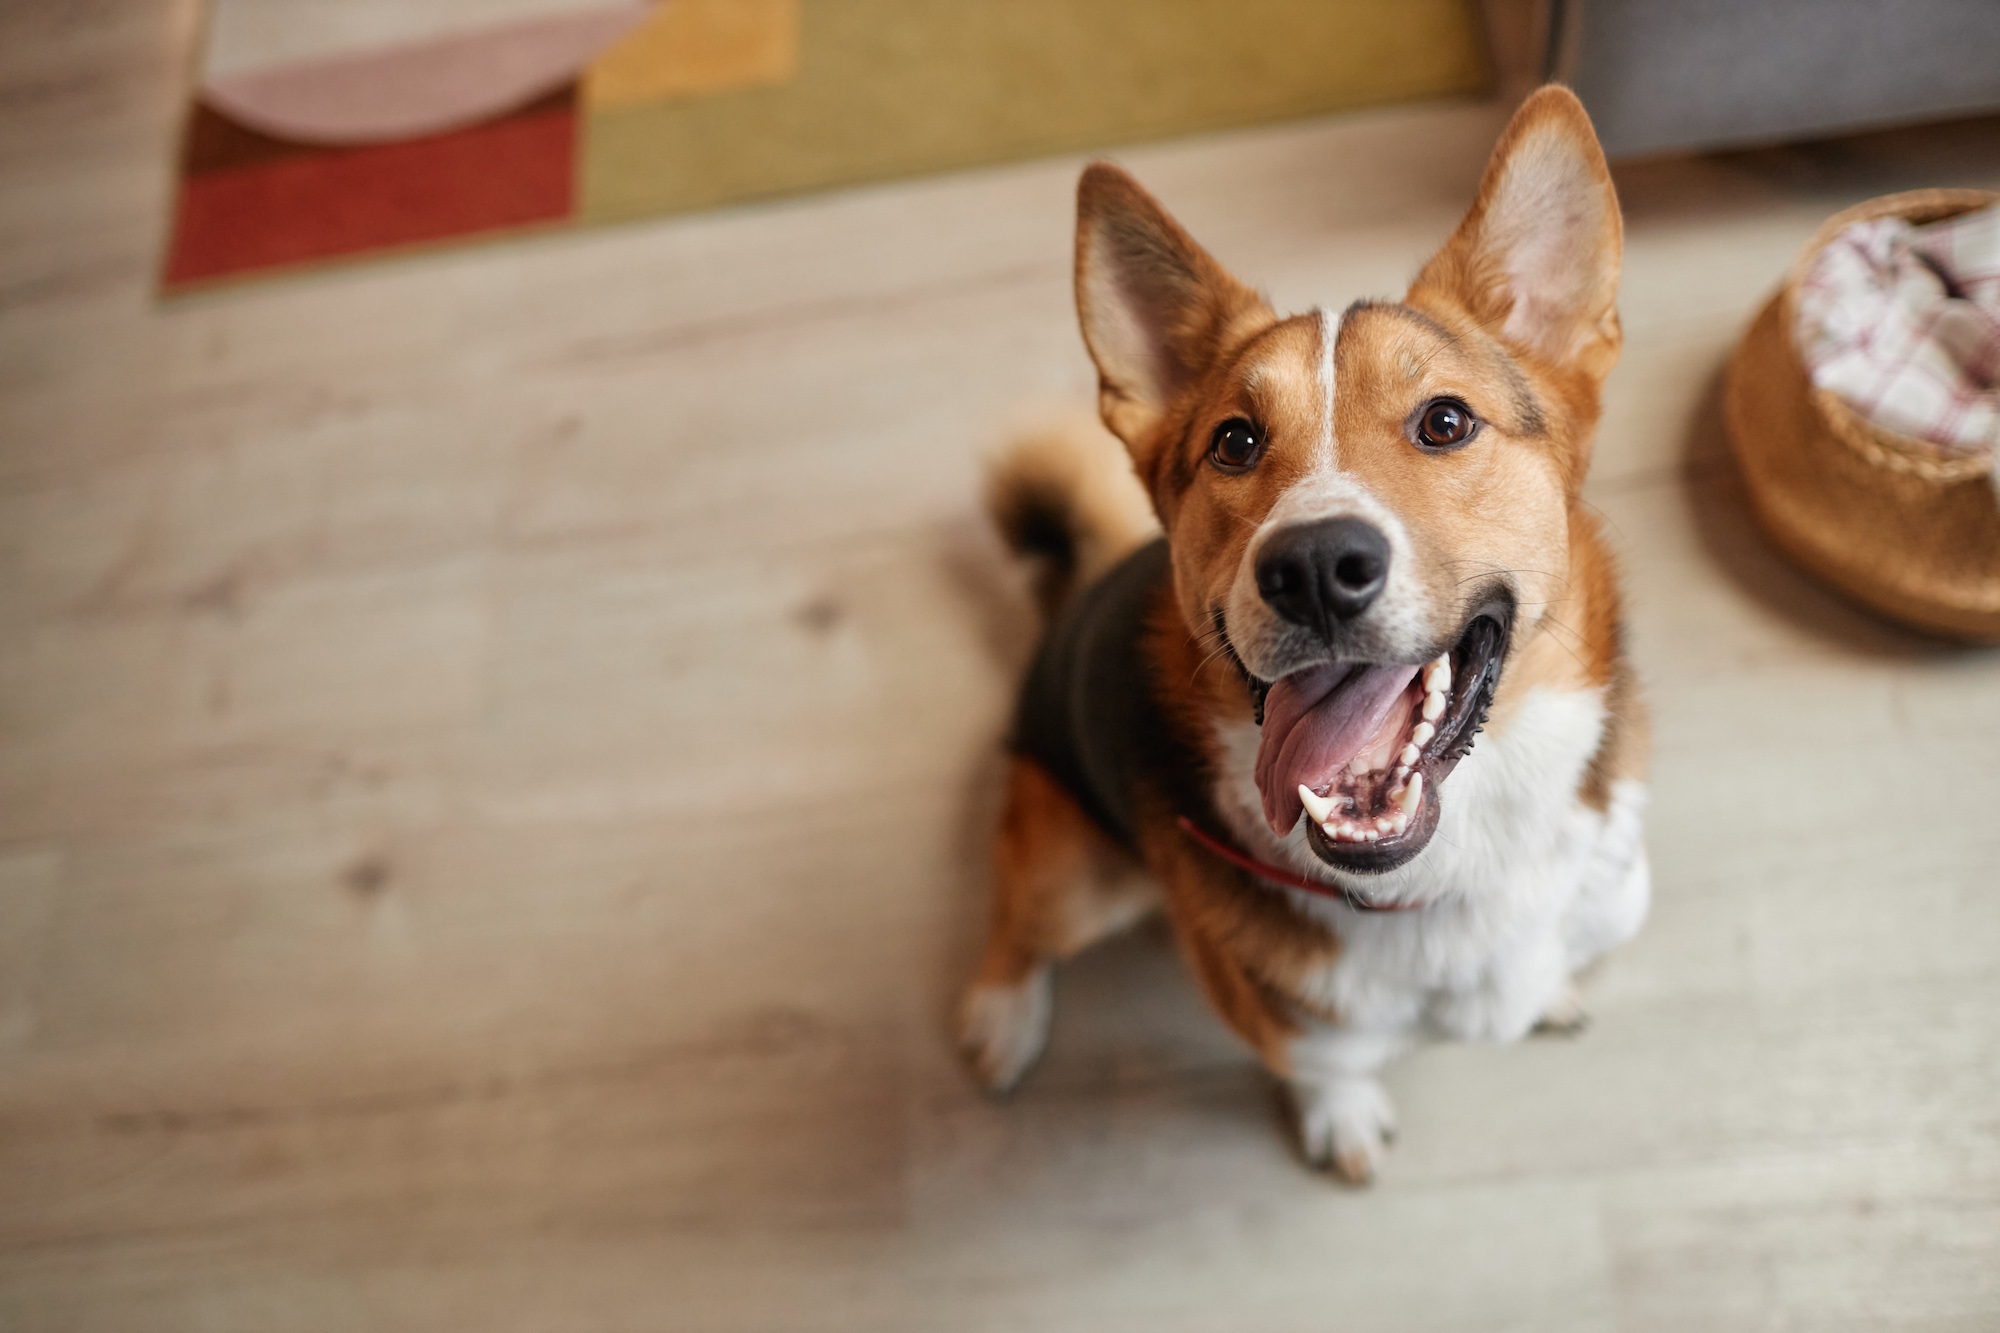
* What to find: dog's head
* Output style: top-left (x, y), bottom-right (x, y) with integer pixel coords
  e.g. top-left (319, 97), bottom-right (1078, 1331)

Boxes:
top-left (1075, 88), bottom-right (1622, 873)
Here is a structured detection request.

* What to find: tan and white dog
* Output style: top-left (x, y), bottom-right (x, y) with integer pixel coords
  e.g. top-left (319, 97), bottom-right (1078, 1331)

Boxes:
top-left (960, 88), bottom-right (1650, 1182)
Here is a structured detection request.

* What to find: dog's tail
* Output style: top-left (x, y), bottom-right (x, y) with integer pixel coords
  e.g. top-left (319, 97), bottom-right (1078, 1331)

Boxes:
top-left (986, 418), bottom-right (1159, 619)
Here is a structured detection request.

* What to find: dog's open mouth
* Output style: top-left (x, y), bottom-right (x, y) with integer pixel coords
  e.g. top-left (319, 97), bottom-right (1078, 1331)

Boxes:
top-left (1254, 603), bottom-right (1512, 873)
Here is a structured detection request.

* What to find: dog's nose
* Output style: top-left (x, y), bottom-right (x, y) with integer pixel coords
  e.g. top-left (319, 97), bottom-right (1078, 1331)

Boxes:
top-left (1255, 517), bottom-right (1391, 635)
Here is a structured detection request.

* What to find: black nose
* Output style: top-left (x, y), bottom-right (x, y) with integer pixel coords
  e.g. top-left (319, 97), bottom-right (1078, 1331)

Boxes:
top-left (1255, 516), bottom-right (1391, 636)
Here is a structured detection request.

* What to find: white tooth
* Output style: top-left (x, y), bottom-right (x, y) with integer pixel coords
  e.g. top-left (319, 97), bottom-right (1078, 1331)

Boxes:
top-left (1298, 785), bottom-right (1336, 824)
top-left (1424, 655), bottom-right (1452, 693)
top-left (1396, 771), bottom-right (1425, 812)
top-left (1363, 829), bottom-right (1380, 841)
top-left (1348, 755), bottom-right (1371, 777)
top-left (1375, 816), bottom-right (1395, 833)
top-left (1410, 720), bottom-right (1435, 748)
top-left (1389, 812), bottom-right (1408, 834)
top-left (1422, 691), bottom-right (1446, 721)
top-left (1398, 743), bottom-right (1420, 767)
top-left (1394, 764), bottom-right (1410, 779)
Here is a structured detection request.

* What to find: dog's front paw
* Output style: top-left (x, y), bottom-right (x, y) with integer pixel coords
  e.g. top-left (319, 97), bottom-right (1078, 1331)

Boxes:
top-left (1532, 982), bottom-right (1591, 1036)
top-left (1292, 1076), bottom-right (1396, 1185)
top-left (958, 966), bottom-right (1053, 1094)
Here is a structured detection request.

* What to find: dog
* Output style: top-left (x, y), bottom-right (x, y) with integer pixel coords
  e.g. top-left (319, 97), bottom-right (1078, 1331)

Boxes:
top-left (959, 87), bottom-right (1650, 1183)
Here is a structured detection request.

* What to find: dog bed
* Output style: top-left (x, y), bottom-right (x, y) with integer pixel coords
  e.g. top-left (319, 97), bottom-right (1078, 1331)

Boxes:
top-left (1725, 188), bottom-right (2000, 641)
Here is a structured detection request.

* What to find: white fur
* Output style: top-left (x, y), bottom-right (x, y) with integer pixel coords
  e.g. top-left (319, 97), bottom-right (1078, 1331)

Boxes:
top-left (1315, 306), bottom-right (1339, 465)
top-left (961, 966), bottom-right (1054, 1094)
top-left (1293, 1062), bottom-right (1399, 1182)
top-left (1209, 687), bottom-right (1650, 1178)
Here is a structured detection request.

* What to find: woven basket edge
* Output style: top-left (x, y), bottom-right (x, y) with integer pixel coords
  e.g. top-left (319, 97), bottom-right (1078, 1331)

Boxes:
top-left (1776, 187), bottom-right (1999, 482)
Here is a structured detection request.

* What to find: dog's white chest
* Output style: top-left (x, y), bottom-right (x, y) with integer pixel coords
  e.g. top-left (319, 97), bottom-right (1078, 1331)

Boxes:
top-left (1214, 686), bottom-right (1647, 1043)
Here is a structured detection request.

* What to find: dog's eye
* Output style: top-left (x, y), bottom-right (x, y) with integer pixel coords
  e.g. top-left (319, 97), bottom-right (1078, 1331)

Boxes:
top-left (1208, 418), bottom-right (1265, 473)
top-left (1414, 398), bottom-right (1477, 451)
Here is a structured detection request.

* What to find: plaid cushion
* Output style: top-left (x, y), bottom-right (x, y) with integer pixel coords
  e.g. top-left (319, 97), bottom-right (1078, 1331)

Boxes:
top-left (1796, 203), bottom-right (2000, 496)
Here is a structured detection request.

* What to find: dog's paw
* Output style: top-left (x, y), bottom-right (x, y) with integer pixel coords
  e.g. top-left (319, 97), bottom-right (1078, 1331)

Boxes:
top-left (959, 966), bottom-right (1053, 1095)
top-left (1293, 1076), bottom-right (1396, 1185)
top-left (1532, 982), bottom-right (1591, 1036)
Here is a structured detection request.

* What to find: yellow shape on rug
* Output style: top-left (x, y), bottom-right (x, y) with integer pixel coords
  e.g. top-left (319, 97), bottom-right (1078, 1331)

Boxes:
top-left (583, 0), bottom-right (799, 109)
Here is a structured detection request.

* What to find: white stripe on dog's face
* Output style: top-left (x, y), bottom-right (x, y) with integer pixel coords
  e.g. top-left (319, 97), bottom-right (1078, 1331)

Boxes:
top-left (1315, 306), bottom-right (1338, 467)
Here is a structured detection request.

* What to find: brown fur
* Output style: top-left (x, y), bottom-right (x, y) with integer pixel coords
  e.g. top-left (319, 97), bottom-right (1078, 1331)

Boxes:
top-left (972, 757), bottom-right (1158, 986)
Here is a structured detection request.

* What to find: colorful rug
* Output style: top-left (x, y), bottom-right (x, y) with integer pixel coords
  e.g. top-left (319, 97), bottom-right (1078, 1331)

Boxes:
top-left (164, 0), bottom-right (1490, 290)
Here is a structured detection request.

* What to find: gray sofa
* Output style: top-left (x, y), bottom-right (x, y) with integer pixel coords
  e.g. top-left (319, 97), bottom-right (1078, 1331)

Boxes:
top-left (1494, 0), bottom-right (2000, 158)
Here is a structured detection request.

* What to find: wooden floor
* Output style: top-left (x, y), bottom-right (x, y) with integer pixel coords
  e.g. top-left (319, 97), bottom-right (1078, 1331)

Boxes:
top-left (5, 8), bottom-right (2000, 1329)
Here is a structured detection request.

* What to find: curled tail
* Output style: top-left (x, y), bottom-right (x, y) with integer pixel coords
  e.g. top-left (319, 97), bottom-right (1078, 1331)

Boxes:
top-left (986, 419), bottom-right (1160, 619)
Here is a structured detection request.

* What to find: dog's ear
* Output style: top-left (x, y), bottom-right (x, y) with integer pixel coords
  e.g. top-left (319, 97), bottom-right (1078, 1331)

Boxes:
top-left (1410, 87), bottom-right (1622, 379)
top-left (1075, 163), bottom-right (1269, 463)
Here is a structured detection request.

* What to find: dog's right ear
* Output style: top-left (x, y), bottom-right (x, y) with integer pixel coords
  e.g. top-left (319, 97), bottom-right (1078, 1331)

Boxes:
top-left (1075, 164), bottom-right (1269, 466)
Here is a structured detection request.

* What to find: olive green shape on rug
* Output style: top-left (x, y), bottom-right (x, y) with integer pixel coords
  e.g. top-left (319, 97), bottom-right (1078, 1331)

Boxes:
top-left (580, 0), bottom-right (1490, 223)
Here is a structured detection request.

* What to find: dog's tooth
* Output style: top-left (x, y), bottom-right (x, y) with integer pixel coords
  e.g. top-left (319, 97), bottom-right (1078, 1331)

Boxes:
top-left (1348, 754), bottom-right (1371, 777)
top-left (1421, 690), bottom-right (1446, 722)
top-left (1395, 771), bottom-right (1425, 813)
top-left (1298, 785), bottom-right (1337, 824)
top-left (1423, 655), bottom-right (1452, 693)
top-left (1410, 720), bottom-right (1436, 748)
top-left (1389, 811), bottom-right (1409, 835)
top-left (1398, 743), bottom-right (1420, 767)
top-left (1394, 764), bottom-right (1409, 779)
top-left (1363, 829), bottom-right (1380, 841)
top-left (1375, 816), bottom-right (1395, 833)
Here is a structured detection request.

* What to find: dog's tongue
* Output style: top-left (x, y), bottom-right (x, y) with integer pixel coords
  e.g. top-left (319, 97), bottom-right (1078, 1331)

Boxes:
top-left (1255, 662), bottom-right (1420, 834)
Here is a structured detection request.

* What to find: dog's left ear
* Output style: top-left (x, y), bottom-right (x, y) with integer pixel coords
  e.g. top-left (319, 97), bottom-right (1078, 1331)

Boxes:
top-left (1411, 87), bottom-right (1622, 379)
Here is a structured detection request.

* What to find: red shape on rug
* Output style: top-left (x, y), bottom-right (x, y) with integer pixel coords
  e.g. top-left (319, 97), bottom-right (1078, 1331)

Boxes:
top-left (163, 90), bottom-right (576, 288)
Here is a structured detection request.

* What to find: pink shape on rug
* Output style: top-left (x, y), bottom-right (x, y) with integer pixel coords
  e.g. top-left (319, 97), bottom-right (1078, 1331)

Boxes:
top-left (204, 3), bottom-right (652, 144)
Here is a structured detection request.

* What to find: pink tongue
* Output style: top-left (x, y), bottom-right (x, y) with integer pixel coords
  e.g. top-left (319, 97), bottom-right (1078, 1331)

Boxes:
top-left (1255, 662), bottom-right (1420, 834)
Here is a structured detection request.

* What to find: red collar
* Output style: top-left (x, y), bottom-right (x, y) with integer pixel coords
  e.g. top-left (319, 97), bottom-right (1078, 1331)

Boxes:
top-left (1175, 816), bottom-right (1421, 913)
